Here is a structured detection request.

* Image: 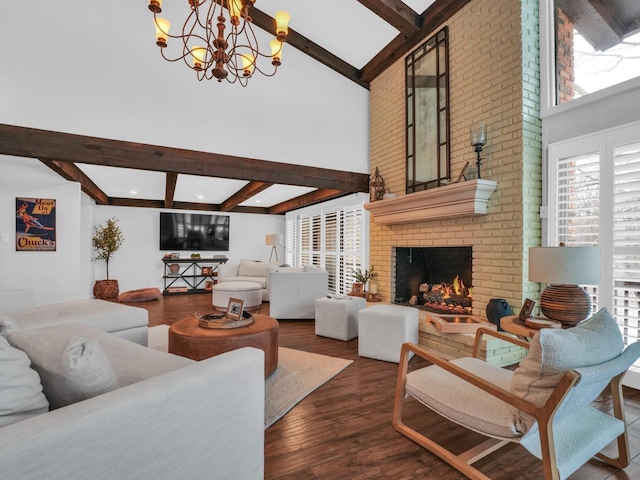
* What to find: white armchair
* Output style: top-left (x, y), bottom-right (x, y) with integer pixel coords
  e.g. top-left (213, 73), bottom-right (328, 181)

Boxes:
top-left (393, 308), bottom-right (640, 479)
top-left (268, 266), bottom-right (329, 319)
top-left (217, 259), bottom-right (279, 301)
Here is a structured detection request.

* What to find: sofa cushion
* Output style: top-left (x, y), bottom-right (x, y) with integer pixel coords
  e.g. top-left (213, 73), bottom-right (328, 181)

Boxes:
top-left (225, 276), bottom-right (268, 289)
top-left (0, 335), bottom-right (49, 427)
top-left (7, 328), bottom-right (120, 410)
top-left (238, 259), bottom-right (278, 278)
top-left (510, 308), bottom-right (623, 431)
top-left (303, 264), bottom-right (324, 273)
top-left (47, 323), bottom-right (195, 387)
top-left (10, 299), bottom-right (148, 335)
top-left (0, 310), bottom-right (19, 337)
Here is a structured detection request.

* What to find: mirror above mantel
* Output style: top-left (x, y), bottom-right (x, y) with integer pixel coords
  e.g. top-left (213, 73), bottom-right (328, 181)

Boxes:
top-left (364, 179), bottom-right (497, 225)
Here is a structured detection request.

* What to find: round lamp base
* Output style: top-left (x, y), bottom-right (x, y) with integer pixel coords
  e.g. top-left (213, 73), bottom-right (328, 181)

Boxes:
top-left (540, 284), bottom-right (592, 328)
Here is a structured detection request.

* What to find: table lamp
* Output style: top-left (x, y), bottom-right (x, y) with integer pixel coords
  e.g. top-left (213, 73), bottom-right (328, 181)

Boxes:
top-left (265, 233), bottom-right (283, 262)
top-left (529, 245), bottom-right (600, 327)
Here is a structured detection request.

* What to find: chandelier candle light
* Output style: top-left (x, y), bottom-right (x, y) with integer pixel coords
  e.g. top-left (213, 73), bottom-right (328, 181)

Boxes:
top-left (148, 0), bottom-right (290, 86)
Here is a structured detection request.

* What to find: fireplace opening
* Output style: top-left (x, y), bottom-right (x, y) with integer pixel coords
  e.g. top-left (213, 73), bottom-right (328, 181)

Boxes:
top-left (394, 246), bottom-right (472, 314)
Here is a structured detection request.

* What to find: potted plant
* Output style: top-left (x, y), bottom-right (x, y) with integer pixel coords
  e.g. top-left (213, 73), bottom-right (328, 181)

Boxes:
top-left (92, 217), bottom-right (124, 299)
top-left (351, 266), bottom-right (377, 294)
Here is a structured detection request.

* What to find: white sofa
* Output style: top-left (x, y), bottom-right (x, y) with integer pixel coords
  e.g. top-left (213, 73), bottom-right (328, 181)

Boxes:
top-left (0, 289), bottom-right (149, 345)
top-left (217, 259), bottom-right (279, 301)
top-left (0, 305), bottom-right (265, 479)
top-left (268, 266), bottom-right (329, 319)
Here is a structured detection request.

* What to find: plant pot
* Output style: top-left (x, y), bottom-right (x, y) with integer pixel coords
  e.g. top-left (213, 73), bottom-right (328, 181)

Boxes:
top-left (94, 280), bottom-right (119, 300)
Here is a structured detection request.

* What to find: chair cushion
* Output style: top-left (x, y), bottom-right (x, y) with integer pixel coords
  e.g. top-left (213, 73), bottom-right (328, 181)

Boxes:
top-left (0, 311), bottom-right (19, 337)
top-left (0, 335), bottom-right (49, 427)
top-left (7, 328), bottom-right (120, 410)
top-left (406, 357), bottom-right (521, 438)
top-left (510, 308), bottom-right (623, 431)
top-left (238, 259), bottom-right (278, 278)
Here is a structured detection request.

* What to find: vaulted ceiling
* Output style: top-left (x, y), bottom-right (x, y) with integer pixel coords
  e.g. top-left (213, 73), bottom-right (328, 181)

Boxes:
top-left (1, 0), bottom-right (475, 215)
top-left (3, 0), bottom-right (636, 214)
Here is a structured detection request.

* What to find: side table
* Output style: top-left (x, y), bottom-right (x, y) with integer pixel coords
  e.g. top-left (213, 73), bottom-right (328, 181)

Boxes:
top-left (500, 315), bottom-right (562, 340)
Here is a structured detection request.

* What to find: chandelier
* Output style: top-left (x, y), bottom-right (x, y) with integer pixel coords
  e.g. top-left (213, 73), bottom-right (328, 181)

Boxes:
top-left (148, 0), bottom-right (290, 86)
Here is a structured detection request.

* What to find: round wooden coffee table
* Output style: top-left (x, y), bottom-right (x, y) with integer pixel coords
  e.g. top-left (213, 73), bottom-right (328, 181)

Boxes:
top-left (168, 314), bottom-right (279, 377)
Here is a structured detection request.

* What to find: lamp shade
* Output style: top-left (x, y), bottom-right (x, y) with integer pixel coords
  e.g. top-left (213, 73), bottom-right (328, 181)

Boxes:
top-left (265, 234), bottom-right (283, 246)
top-left (529, 246), bottom-right (600, 285)
top-left (529, 246), bottom-right (600, 327)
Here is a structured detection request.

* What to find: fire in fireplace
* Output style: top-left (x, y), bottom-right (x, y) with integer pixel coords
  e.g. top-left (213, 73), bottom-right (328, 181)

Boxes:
top-left (394, 246), bottom-right (473, 314)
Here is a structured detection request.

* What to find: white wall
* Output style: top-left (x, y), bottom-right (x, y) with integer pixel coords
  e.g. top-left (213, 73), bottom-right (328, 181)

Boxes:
top-left (0, 157), bottom-right (83, 306)
top-left (91, 205), bottom-right (285, 294)
top-left (0, 156), bottom-right (285, 304)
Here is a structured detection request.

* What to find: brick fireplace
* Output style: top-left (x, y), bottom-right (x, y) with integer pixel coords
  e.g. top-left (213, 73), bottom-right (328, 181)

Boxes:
top-left (394, 246), bottom-right (472, 313)
top-left (366, 0), bottom-right (543, 318)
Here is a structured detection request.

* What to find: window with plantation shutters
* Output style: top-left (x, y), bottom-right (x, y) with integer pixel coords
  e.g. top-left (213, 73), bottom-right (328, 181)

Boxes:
top-left (548, 121), bottom-right (640, 388)
top-left (612, 138), bottom-right (640, 348)
top-left (285, 198), bottom-right (367, 295)
top-left (285, 217), bottom-right (296, 266)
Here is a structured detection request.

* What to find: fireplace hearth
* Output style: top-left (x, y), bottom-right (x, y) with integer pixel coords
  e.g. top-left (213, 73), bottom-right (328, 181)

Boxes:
top-left (394, 247), bottom-right (472, 314)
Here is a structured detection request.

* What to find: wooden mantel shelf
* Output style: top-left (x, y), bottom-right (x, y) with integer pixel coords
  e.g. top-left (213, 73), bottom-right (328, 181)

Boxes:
top-left (364, 179), bottom-right (497, 224)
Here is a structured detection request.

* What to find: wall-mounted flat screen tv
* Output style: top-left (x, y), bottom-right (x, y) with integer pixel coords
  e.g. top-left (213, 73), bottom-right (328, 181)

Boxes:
top-left (159, 212), bottom-right (230, 251)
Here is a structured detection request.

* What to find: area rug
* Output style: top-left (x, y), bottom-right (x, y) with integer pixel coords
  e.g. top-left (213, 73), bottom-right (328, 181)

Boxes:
top-left (148, 325), bottom-right (352, 428)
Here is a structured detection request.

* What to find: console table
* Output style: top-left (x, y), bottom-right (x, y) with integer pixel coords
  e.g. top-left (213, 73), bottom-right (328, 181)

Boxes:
top-left (162, 257), bottom-right (228, 295)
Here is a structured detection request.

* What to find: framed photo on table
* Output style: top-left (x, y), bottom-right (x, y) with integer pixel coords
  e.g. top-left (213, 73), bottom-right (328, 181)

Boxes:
top-left (519, 298), bottom-right (535, 321)
top-left (226, 298), bottom-right (244, 321)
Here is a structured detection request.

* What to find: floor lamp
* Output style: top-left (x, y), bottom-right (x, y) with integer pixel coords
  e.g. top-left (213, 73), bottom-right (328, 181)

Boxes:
top-left (266, 234), bottom-right (283, 262)
top-left (529, 245), bottom-right (600, 327)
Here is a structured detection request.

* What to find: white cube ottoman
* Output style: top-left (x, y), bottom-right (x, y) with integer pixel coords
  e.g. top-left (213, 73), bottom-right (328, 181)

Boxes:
top-left (212, 281), bottom-right (262, 312)
top-left (315, 296), bottom-right (367, 341)
top-left (358, 304), bottom-right (419, 362)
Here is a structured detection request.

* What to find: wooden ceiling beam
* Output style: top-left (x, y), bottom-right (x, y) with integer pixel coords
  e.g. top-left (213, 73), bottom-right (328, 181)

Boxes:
top-left (109, 197), bottom-right (269, 214)
top-left (165, 172), bottom-right (178, 209)
top-left (39, 158), bottom-right (109, 205)
top-left (249, 9), bottom-right (368, 89)
top-left (0, 124), bottom-right (370, 194)
top-left (356, 0), bottom-right (422, 34)
top-left (560, 0), bottom-right (626, 51)
top-left (268, 189), bottom-right (347, 215)
top-left (220, 181), bottom-right (273, 212)
top-left (360, 0), bottom-right (472, 83)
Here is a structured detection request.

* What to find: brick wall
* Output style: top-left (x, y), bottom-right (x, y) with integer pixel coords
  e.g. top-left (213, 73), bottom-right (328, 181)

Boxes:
top-left (368, 0), bottom-right (542, 318)
top-left (556, 9), bottom-right (575, 104)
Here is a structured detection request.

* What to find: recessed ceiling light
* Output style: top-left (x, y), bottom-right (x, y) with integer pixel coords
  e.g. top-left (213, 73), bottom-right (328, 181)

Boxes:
top-left (255, 199), bottom-right (262, 203)
top-left (197, 195), bottom-right (205, 200)
top-left (130, 190), bottom-right (137, 195)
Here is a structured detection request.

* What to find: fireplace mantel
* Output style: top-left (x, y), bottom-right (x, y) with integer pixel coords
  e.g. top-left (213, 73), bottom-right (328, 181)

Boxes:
top-left (364, 179), bottom-right (497, 224)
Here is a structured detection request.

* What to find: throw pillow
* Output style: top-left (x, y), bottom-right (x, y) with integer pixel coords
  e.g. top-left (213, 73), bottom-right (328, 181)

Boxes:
top-left (510, 308), bottom-right (623, 431)
top-left (238, 259), bottom-right (279, 277)
top-left (303, 265), bottom-right (323, 273)
top-left (0, 311), bottom-right (20, 337)
top-left (7, 329), bottom-right (120, 410)
top-left (0, 335), bottom-right (49, 427)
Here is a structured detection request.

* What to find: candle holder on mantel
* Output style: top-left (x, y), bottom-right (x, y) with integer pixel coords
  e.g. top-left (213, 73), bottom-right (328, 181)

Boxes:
top-left (470, 122), bottom-right (487, 179)
top-left (369, 167), bottom-right (386, 202)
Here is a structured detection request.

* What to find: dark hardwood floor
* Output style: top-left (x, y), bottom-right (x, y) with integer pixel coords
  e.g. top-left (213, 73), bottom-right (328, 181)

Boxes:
top-left (135, 294), bottom-right (640, 479)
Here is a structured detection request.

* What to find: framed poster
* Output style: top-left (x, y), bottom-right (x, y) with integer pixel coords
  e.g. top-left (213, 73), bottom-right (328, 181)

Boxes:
top-left (16, 198), bottom-right (57, 251)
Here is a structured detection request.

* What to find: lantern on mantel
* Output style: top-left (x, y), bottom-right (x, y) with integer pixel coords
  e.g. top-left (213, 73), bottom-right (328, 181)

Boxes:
top-left (370, 167), bottom-right (386, 202)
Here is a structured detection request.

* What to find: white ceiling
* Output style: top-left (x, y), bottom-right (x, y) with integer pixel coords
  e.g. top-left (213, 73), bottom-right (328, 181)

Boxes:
top-left (0, 1), bottom-right (437, 210)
